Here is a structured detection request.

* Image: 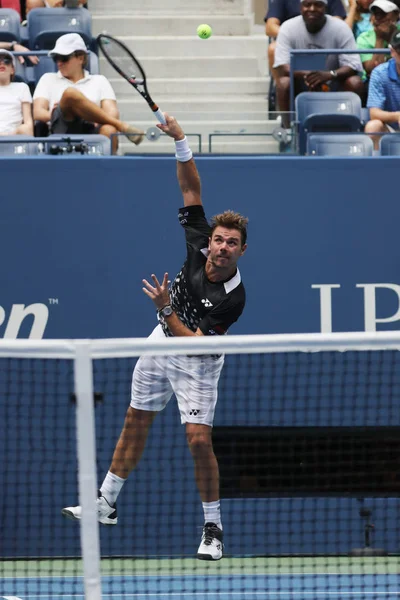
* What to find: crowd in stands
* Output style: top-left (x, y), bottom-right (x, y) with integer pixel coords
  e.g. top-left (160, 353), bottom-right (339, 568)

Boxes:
top-left (0, 1), bottom-right (144, 151)
top-left (265, 0), bottom-right (400, 148)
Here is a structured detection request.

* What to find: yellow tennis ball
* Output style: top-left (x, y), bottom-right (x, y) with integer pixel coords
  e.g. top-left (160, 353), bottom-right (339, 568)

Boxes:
top-left (197, 24), bottom-right (212, 39)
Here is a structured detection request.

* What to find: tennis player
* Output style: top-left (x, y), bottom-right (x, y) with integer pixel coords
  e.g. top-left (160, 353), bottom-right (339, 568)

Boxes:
top-left (63, 114), bottom-right (248, 561)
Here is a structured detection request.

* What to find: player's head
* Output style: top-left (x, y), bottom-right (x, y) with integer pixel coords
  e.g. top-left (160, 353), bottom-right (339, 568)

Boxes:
top-left (300, 0), bottom-right (327, 32)
top-left (49, 33), bottom-right (89, 76)
top-left (208, 211), bottom-right (248, 269)
top-left (0, 50), bottom-right (15, 84)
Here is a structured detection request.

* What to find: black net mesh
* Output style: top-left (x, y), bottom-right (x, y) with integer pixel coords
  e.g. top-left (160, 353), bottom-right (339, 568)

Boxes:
top-left (1, 349), bottom-right (399, 599)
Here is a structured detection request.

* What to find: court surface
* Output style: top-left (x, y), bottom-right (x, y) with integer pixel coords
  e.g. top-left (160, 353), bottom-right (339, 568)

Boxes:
top-left (1, 557), bottom-right (399, 600)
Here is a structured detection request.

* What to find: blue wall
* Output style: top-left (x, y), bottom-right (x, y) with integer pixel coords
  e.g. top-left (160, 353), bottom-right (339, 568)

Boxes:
top-left (1, 156), bottom-right (399, 558)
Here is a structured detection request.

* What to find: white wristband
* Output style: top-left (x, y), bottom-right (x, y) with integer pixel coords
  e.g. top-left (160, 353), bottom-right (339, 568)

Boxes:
top-left (175, 136), bottom-right (193, 162)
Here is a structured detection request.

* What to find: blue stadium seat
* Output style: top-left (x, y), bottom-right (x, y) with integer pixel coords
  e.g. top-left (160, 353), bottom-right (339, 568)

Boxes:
top-left (47, 134), bottom-right (111, 155)
top-left (0, 8), bottom-right (21, 42)
top-left (0, 136), bottom-right (41, 156)
top-left (27, 7), bottom-right (92, 50)
top-left (307, 134), bottom-right (373, 157)
top-left (379, 133), bottom-right (400, 156)
top-left (296, 92), bottom-right (363, 155)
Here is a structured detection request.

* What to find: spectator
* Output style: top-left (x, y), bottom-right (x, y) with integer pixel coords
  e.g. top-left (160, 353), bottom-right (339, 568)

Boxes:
top-left (0, 49), bottom-right (33, 135)
top-left (274, 0), bottom-right (364, 124)
top-left (357, 0), bottom-right (400, 78)
top-left (33, 33), bottom-right (144, 152)
top-left (364, 30), bottom-right (400, 149)
top-left (265, 0), bottom-right (346, 78)
top-left (0, 0), bottom-right (21, 18)
top-left (0, 41), bottom-right (39, 65)
top-left (346, 0), bottom-right (374, 39)
top-left (26, 0), bottom-right (86, 15)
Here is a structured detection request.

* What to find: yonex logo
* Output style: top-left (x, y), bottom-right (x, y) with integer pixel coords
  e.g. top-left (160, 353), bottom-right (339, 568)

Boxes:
top-left (189, 409), bottom-right (200, 416)
top-left (201, 298), bottom-right (213, 308)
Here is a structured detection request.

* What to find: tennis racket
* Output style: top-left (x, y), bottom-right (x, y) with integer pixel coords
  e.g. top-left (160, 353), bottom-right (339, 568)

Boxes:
top-left (96, 33), bottom-right (167, 125)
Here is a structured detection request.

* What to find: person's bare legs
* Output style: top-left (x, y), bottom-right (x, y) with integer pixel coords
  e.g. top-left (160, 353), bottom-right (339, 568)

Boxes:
top-left (109, 406), bottom-right (157, 478)
top-left (99, 124), bottom-right (119, 154)
top-left (275, 75), bottom-right (291, 128)
top-left (186, 423), bottom-right (219, 502)
top-left (268, 41), bottom-right (276, 79)
top-left (59, 87), bottom-right (144, 145)
top-left (364, 119), bottom-right (389, 151)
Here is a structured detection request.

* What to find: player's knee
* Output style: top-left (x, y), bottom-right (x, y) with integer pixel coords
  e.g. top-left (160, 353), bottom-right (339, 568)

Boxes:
top-left (187, 432), bottom-right (213, 457)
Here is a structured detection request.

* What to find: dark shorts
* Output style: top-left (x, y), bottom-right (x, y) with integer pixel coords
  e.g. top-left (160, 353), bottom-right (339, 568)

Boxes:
top-left (50, 106), bottom-right (100, 135)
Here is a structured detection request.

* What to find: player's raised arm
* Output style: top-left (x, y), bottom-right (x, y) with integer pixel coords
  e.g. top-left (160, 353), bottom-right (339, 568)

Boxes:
top-left (157, 113), bottom-right (202, 207)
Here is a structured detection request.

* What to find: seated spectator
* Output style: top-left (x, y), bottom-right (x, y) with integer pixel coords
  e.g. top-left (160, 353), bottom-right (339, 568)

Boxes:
top-left (364, 30), bottom-right (400, 149)
top-left (0, 49), bottom-right (33, 135)
top-left (274, 0), bottom-right (364, 124)
top-left (265, 0), bottom-right (346, 78)
top-left (346, 0), bottom-right (374, 39)
top-left (33, 33), bottom-right (144, 152)
top-left (26, 0), bottom-right (86, 15)
top-left (357, 0), bottom-right (399, 78)
top-left (0, 41), bottom-right (39, 65)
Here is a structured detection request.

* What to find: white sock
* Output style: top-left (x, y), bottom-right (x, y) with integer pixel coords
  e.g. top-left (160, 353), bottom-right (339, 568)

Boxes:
top-left (202, 500), bottom-right (222, 529)
top-left (100, 471), bottom-right (126, 506)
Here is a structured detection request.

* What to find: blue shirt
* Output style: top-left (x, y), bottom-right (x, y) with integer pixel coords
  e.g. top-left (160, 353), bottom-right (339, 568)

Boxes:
top-left (265, 0), bottom-right (346, 24)
top-left (367, 59), bottom-right (400, 128)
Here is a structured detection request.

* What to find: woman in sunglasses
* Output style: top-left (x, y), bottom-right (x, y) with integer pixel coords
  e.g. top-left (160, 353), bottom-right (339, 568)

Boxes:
top-left (0, 49), bottom-right (33, 136)
top-left (33, 33), bottom-right (144, 151)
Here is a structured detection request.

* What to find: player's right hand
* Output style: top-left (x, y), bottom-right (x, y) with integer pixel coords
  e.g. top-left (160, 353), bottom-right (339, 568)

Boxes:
top-left (156, 113), bottom-right (185, 141)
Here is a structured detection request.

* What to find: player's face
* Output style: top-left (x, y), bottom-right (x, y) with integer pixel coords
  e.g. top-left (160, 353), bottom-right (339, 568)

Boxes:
top-left (208, 227), bottom-right (247, 270)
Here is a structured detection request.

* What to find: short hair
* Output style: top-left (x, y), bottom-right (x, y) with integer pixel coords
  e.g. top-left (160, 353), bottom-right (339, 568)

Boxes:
top-left (210, 210), bottom-right (249, 246)
top-left (75, 51), bottom-right (88, 68)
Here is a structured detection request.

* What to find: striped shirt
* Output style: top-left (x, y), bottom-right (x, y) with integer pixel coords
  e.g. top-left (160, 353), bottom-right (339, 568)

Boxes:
top-left (367, 59), bottom-right (400, 129)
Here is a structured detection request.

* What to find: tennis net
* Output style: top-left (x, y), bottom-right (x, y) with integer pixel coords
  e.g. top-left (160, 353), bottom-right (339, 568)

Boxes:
top-left (1, 332), bottom-right (399, 600)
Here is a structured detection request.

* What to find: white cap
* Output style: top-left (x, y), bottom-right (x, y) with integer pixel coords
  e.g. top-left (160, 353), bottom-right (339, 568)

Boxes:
top-left (48, 33), bottom-right (88, 56)
top-left (370, 0), bottom-right (399, 12)
top-left (0, 49), bottom-right (15, 67)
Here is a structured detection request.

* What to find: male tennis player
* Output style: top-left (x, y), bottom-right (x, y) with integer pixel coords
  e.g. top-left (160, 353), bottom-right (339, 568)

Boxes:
top-left (62, 114), bottom-right (248, 561)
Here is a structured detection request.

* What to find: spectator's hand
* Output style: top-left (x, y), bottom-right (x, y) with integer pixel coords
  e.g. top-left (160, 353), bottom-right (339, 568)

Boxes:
top-left (304, 71), bottom-right (331, 90)
top-left (14, 43), bottom-right (40, 65)
top-left (374, 21), bottom-right (396, 42)
top-left (156, 113), bottom-right (185, 141)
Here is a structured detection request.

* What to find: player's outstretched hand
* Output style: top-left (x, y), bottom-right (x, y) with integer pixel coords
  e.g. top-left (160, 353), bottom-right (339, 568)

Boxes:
top-left (156, 113), bottom-right (185, 141)
top-left (142, 272), bottom-right (171, 311)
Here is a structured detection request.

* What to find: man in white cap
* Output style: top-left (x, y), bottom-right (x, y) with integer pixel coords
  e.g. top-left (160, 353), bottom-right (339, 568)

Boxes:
top-left (33, 33), bottom-right (144, 151)
top-left (0, 49), bottom-right (33, 136)
top-left (273, 0), bottom-right (364, 124)
top-left (357, 0), bottom-right (400, 78)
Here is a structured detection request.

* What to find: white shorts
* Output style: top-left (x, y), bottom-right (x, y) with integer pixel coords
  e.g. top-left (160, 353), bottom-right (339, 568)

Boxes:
top-left (130, 325), bottom-right (224, 426)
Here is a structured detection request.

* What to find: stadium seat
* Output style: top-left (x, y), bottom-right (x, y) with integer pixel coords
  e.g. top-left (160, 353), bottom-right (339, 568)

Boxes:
top-left (307, 134), bottom-right (373, 157)
top-left (47, 134), bottom-right (111, 155)
top-left (296, 92), bottom-right (363, 155)
top-left (27, 7), bottom-right (92, 49)
top-left (0, 136), bottom-right (42, 156)
top-left (379, 133), bottom-right (400, 156)
top-left (0, 8), bottom-right (21, 42)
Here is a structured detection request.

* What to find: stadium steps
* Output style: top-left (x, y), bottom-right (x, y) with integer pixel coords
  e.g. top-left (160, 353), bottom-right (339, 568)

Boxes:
top-left (90, 0), bottom-right (274, 155)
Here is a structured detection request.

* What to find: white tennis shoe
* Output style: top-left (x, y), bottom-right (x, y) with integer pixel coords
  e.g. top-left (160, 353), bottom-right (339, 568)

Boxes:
top-left (197, 522), bottom-right (224, 561)
top-left (62, 491), bottom-right (118, 526)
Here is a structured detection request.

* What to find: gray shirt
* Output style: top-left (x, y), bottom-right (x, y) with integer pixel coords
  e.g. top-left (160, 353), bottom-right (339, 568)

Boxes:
top-left (274, 15), bottom-right (362, 73)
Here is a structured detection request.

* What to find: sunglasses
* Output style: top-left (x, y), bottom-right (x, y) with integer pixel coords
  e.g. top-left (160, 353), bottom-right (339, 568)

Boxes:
top-left (52, 53), bottom-right (76, 63)
top-left (0, 56), bottom-right (13, 66)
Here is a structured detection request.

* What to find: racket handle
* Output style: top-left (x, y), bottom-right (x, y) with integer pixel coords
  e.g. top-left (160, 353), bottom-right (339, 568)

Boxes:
top-left (153, 108), bottom-right (167, 125)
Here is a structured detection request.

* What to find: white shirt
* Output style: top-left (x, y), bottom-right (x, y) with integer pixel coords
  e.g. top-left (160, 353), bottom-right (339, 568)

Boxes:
top-left (0, 82), bottom-right (32, 134)
top-left (33, 70), bottom-right (117, 112)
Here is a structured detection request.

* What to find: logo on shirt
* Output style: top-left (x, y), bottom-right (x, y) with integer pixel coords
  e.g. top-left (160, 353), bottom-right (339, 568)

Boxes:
top-left (201, 298), bottom-right (213, 308)
top-left (189, 409), bottom-right (200, 416)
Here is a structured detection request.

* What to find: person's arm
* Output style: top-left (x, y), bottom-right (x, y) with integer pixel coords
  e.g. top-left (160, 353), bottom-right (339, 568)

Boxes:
top-left (157, 113), bottom-right (202, 208)
top-left (18, 102), bottom-right (33, 135)
top-left (33, 97), bottom-right (52, 123)
top-left (345, 0), bottom-right (358, 30)
top-left (266, 18), bottom-right (281, 38)
top-left (370, 106), bottom-right (400, 123)
top-left (0, 42), bottom-right (39, 65)
top-left (142, 272), bottom-right (203, 337)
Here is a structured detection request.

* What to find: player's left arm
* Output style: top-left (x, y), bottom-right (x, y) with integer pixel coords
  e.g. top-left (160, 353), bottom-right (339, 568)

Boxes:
top-left (142, 272), bottom-right (203, 337)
